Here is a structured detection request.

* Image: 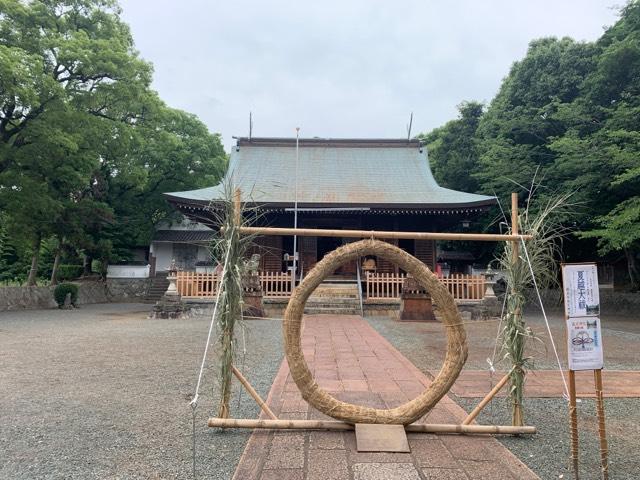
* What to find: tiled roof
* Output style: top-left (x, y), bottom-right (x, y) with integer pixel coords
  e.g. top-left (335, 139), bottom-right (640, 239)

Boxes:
top-left (165, 138), bottom-right (495, 210)
top-left (153, 230), bottom-right (215, 243)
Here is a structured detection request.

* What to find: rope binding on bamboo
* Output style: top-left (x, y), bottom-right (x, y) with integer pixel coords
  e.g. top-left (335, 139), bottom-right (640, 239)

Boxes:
top-left (283, 238), bottom-right (468, 425)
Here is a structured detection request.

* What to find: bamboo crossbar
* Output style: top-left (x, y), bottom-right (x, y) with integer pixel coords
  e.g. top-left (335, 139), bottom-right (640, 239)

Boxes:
top-left (234, 226), bottom-right (532, 242)
top-left (462, 371), bottom-right (512, 425)
top-left (231, 365), bottom-right (277, 420)
top-left (207, 418), bottom-right (536, 435)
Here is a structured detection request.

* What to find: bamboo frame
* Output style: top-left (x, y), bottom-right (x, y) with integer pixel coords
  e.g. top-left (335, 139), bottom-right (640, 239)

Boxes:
top-left (207, 191), bottom-right (540, 440)
top-left (207, 418), bottom-right (536, 435)
top-left (232, 365), bottom-right (277, 420)
top-left (462, 370), bottom-right (512, 425)
top-left (234, 226), bottom-right (532, 242)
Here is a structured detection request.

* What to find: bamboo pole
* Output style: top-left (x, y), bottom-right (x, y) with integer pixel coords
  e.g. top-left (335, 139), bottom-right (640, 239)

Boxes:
top-left (231, 365), bottom-right (277, 420)
top-left (462, 371), bottom-right (512, 425)
top-left (234, 226), bottom-right (532, 242)
top-left (594, 369), bottom-right (609, 480)
top-left (510, 192), bottom-right (525, 428)
top-left (207, 418), bottom-right (536, 435)
top-left (568, 369), bottom-right (580, 480)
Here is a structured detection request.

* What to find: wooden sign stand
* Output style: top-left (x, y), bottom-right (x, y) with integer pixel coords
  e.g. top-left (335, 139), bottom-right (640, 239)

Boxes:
top-left (567, 369), bottom-right (609, 480)
top-left (562, 263), bottom-right (609, 480)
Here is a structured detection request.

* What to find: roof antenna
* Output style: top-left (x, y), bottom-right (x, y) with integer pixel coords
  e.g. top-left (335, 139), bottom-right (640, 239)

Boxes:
top-left (406, 112), bottom-right (413, 140)
top-left (249, 111), bottom-right (253, 141)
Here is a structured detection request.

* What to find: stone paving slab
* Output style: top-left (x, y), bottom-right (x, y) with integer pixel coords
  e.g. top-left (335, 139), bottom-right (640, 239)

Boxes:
top-left (441, 369), bottom-right (640, 398)
top-left (232, 315), bottom-right (539, 480)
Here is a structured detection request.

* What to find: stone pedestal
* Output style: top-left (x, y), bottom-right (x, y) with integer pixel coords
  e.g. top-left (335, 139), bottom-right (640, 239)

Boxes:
top-left (399, 275), bottom-right (437, 322)
top-left (479, 268), bottom-right (501, 319)
top-left (151, 260), bottom-right (191, 319)
top-left (242, 273), bottom-right (265, 318)
top-left (151, 295), bottom-right (191, 319)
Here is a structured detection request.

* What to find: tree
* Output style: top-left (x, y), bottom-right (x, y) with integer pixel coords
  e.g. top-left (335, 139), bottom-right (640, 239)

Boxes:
top-left (0, 0), bottom-right (154, 283)
top-left (474, 37), bottom-right (597, 201)
top-left (420, 101), bottom-right (484, 193)
top-left (550, 1), bottom-right (640, 287)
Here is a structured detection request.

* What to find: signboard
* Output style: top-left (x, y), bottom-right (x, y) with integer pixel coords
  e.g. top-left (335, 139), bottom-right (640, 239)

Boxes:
top-left (562, 263), bottom-right (600, 318)
top-left (567, 317), bottom-right (604, 371)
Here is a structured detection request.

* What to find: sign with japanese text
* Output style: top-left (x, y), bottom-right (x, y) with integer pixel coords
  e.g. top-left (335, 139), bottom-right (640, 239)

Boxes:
top-left (562, 263), bottom-right (600, 318)
top-left (567, 317), bottom-right (604, 370)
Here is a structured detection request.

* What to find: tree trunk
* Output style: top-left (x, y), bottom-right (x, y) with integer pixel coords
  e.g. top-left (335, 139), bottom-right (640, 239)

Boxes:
top-left (83, 254), bottom-right (93, 277)
top-left (26, 235), bottom-right (42, 286)
top-left (50, 247), bottom-right (61, 286)
top-left (624, 247), bottom-right (639, 291)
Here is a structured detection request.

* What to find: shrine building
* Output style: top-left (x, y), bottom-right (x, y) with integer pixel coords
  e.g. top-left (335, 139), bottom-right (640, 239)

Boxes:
top-left (161, 137), bottom-right (495, 279)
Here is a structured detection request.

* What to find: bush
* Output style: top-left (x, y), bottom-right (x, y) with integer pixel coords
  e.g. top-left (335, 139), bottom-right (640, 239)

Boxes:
top-left (53, 283), bottom-right (79, 308)
top-left (56, 265), bottom-right (83, 282)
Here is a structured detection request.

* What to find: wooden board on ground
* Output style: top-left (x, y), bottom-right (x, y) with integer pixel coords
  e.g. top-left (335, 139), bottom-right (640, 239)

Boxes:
top-left (355, 424), bottom-right (410, 453)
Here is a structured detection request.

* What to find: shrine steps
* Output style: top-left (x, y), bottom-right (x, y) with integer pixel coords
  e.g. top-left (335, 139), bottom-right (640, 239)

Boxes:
top-left (304, 281), bottom-right (361, 315)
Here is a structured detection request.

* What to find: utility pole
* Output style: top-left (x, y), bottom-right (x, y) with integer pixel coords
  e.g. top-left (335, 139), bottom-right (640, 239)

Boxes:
top-left (291, 127), bottom-right (300, 292)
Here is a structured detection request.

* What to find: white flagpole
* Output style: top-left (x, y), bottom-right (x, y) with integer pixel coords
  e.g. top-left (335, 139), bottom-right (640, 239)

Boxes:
top-left (291, 127), bottom-right (300, 292)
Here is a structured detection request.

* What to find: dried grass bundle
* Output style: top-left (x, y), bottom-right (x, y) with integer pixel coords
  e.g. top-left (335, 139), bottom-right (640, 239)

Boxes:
top-left (497, 188), bottom-right (573, 426)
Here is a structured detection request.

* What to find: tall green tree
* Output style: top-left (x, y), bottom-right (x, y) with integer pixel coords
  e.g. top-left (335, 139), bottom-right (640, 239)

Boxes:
top-left (0, 0), bottom-right (227, 283)
top-left (474, 37), bottom-right (597, 201)
top-left (420, 101), bottom-right (484, 192)
top-left (550, 0), bottom-right (640, 288)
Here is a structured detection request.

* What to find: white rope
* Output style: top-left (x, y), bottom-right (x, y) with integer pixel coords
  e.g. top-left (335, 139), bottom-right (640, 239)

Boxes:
top-left (487, 290), bottom-right (508, 373)
top-left (520, 236), bottom-right (570, 400)
top-left (190, 243), bottom-right (232, 407)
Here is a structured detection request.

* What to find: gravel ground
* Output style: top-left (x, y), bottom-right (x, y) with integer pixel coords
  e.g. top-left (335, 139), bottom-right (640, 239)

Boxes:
top-left (366, 310), bottom-right (640, 479)
top-left (0, 303), bottom-right (284, 480)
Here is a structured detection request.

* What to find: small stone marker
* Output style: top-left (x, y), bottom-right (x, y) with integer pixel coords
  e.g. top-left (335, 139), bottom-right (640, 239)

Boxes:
top-left (355, 424), bottom-right (410, 453)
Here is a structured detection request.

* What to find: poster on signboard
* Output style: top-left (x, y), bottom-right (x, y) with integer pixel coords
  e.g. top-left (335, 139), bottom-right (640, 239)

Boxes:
top-left (562, 263), bottom-right (600, 318)
top-left (567, 317), bottom-right (604, 370)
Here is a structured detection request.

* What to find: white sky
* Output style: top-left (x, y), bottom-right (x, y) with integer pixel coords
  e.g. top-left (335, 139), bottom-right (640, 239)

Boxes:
top-left (119, 0), bottom-right (620, 151)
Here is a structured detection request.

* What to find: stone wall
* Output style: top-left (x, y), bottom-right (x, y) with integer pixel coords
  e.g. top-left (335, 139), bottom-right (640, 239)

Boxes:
top-left (599, 290), bottom-right (639, 316)
top-left (106, 278), bottom-right (151, 301)
top-left (0, 279), bottom-right (150, 311)
top-left (523, 288), bottom-right (640, 316)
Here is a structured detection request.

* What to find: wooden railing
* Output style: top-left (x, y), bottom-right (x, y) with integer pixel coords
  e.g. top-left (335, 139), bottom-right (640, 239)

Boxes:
top-left (439, 274), bottom-right (485, 300)
top-left (176, 270), bottom-right (484, 301)
top-left (366, 272), bottom-right (405, 299)
top-left (176, 271), bottom-right (293, 298)
top-left (366, 272), bottom-right (485, 301)
top-left (259, 271), bottom-right (293, 298)
top-left (176, 272), bottom-right (220, 298)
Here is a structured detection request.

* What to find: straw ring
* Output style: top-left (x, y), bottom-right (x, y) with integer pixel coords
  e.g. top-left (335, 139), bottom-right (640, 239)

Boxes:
top-left (283, 239), bottom-right (468, 424)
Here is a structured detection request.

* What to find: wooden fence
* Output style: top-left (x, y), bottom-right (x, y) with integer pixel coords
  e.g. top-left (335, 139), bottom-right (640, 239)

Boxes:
top-left (176, 271), bottom-right (483, 301)
top-left (259, 271), bottom-right (293, 298)
top-left (366, 272), bottom-right (485, 301)
top-left (176, 272), bottom-right (220, 298)
top-left (365, 272), bottom-right (405, 299)
top-left (176, 271), bottom-right (292, 298)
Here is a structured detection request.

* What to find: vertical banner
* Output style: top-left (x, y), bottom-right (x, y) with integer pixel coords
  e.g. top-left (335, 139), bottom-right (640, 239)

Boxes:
top-left (562, 263), bottom-right (600, 318)
top-left (566, 316), bottom-right (604, 371)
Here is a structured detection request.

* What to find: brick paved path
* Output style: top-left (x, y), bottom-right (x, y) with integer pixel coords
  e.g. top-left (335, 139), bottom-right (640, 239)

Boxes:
top-left (443, 369), bottom-right (640, 398)
top-left (232, 315), bottom-right (538, 480)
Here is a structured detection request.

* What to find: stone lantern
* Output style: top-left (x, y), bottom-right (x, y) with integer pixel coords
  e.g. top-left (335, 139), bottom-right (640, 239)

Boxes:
top-left (165, 259), bottom-right (179, 297)
top-left (483, 265), bottom-right (497, 299)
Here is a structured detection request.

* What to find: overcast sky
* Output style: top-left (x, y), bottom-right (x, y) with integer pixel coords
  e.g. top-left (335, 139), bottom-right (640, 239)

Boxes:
top-left (119, 0), bottom-right (620, 151)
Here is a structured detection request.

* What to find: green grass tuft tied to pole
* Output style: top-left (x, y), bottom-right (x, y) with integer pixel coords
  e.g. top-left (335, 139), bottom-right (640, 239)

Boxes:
top-left (207, 182), bottom-right (256, 419)
top-left (497, 188), bottom-right (573, 427)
